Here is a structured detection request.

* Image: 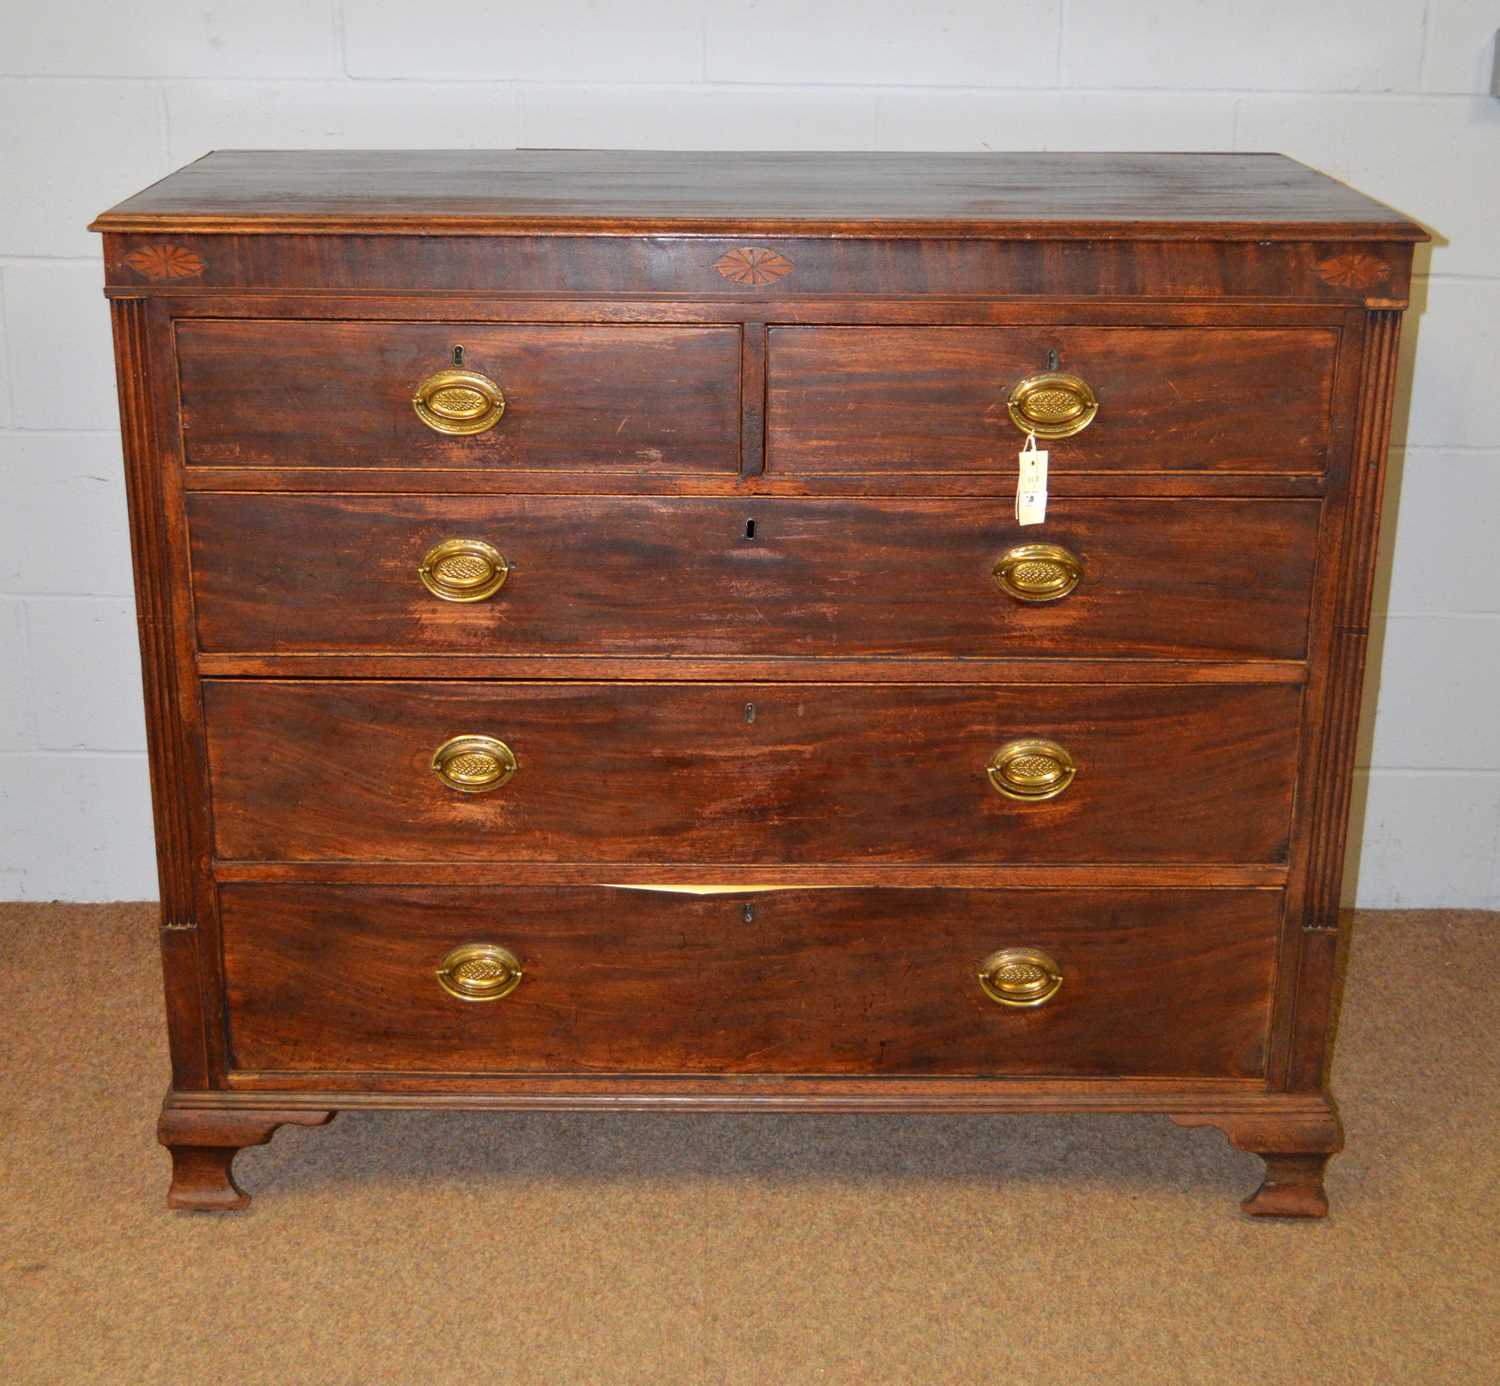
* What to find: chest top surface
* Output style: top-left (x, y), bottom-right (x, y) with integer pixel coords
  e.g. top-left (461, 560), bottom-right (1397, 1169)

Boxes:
top-left (92, 149), bottom-right (1424, 240)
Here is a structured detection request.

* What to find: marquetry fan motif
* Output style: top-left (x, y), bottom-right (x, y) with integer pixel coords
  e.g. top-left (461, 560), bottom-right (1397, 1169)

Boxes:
top-left (123, 243), bottom-right (206, 281)
top-left (713, 246), bottom-right (794, 285)
top-left (1315, 252), bottom-right (1387, 289)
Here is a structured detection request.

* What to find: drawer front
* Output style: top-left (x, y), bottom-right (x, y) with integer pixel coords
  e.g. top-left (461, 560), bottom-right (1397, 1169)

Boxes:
top-left (221, 883), bottom-right (1279, 1077)
top-left (176, 320), bottom-right (742, 472)
top-left (767, 325), bottom-right (1338, 474)
top-left (188, 494), bottom-right (1319, 661)
top-left (204, 680), bottom-right (1299, 864)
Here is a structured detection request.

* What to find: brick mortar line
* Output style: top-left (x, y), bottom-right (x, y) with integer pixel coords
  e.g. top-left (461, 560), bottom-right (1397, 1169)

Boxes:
top-left (0, 74), bottom-right (1490, 99)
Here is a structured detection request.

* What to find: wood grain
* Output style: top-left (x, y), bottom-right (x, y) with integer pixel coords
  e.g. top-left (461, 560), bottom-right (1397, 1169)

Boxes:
top-left (220, 883), bottom-right (1280, 1078)
top-left (194, 655), bottom-right (1309, 685)
top-left (101, 232), bottom-right (1416, 302)
top-left (1172, 1108), bottom-right (1342, 1218)
top-left (768, 325), bottom-right (1337, 474)
top-left (211, 862), bottom-right (1290, 888)
top-left (179, 468), bottom-right (1329, 499)
top-left (202, 679), bottom-right (1301, 865)
top-left (186, 494), bottom-right (1321, 661)
top-left (156, 1101), bottom-right (335, 1211)
top-left (206, 1081), bottom-right (1325, 1114)
top-left (111, 298), bottom-right (212, 1089)
top-left (92, 151), bottom-right (1426, 241)
top-left (1283, 308), bottom-right (1405, 1092)
top-left (155, 291), bottom-right (1373, 327)
top-left (176, 320), bottom-right (741, 472)
top-left (1303, 311), bottom-right (1404, 930)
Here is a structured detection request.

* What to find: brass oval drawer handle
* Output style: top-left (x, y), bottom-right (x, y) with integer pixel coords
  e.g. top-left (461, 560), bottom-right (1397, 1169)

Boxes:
top-left (418, 538), bottom-right (509, 603)
top-left (978, 947), bottom-right (1062, 1007)
top-left (993, 543), bottom-right (1083, 603)
top-left (987, 738), bottom-right (1076, 801)
top-left (431, 734), bottom-right (517, 793)
top-left (412, 367), bottom-right (506, 436)
top-left (437, 942), bottom-right (523, 1002)
top-left (1007, 371), bottom-right (1099, 439)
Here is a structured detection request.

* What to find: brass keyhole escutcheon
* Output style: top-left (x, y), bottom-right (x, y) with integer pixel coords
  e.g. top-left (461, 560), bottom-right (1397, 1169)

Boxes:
top-left (431, 735), bottom-right (517, 793)
top-left (1006, 371), bottom-right (1098, 439)
top-left (436, 943), bottom-right (523, 1001)
top-left (993, 543), bottom-right (1083, 603)
top-left (978, 947), bottom-right (1063, 1007)
top-left (987, 738), bottom-right (1076, 801)
top-left (412, 367), bottom-right (506, 436)
top-left (418, 538), bottom-right (509, 603)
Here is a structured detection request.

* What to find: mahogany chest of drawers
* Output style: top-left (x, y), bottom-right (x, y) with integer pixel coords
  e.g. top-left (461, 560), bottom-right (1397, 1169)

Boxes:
top-left (92, 151), bottom-right (1424, 1215)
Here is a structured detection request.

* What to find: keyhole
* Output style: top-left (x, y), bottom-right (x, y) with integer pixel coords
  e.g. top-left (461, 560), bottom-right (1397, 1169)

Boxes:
top-left (743, 903), bottom-right (755, 924)
top-left (453, 344), bottom-right (465, 365)
top-left (744, 518), bottom-right (756, 540)
top-left (744, 702), bottom-right (757, 724)
top-left (1047, 348), bottom-right (1059, 371)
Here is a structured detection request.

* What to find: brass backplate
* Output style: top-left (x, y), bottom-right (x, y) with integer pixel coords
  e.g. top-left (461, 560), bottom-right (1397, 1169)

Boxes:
top-left (412, 367), bottom-right (506, 436)
top-left (418, 537), bottom-right (509, 602)
top-left (987, 738), bottom-right (1077, 801)
top-left (431, 734), bottom-right (517, 793)
top-left (1006, 371), bottom-right (1099, 439)
top-left (978, 947), bottom-right (1063, 1007)
top-left (436, 942), bottom-right (523, 1001)
top-left (993, 542), bottom-right (1083, 602)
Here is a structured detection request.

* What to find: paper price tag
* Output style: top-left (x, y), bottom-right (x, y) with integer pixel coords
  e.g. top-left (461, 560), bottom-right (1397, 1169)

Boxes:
top-left (1016, 434), bottom-right (1048, 526)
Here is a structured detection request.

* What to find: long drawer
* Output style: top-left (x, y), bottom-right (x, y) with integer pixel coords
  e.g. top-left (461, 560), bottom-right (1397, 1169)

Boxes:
top-left (221, 883), bottom-right (1281, 1077)
top-left (176, 320), bottom-right (742, 472)
top-left (203, 680), bottom-right (1300, 864)
top-left (768, 325), bottom-right (1338, 474)
top-left (187, 494), bottom-right (1321, 661)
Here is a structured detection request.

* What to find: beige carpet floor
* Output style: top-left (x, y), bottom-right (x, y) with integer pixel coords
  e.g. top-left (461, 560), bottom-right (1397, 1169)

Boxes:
top-left (1, 903), bottom-right (1496, 1385)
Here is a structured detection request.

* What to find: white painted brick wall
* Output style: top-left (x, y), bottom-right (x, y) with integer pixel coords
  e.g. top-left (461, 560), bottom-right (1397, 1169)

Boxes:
top-left (1, 0), bottom-right (1497, 904)
top-left (697, 2), bottom-right (1061, 88)
top-left (0, 275), bottom-right (11, 430)
top-left (1062, 1), bottom-right (1429, 92)
top-left (343, 2), bottom-right (705, 82)
top-left (869, 89), bottom-right (1239, 150)
top-left (0, 2), bottom-right (342, 79)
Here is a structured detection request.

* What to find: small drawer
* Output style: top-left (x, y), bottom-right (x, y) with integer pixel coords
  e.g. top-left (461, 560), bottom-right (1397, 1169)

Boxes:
top-left (176, 320), bottom-right (742, 472)
top-left (767, 325), bottom-right (1338, 474)
top-left (187, 494), bottom-right (1320, 661)
top-left (221, 883), bottom-right (1280, 1078)
top-left (203, 679), bottom-right (1301, 865)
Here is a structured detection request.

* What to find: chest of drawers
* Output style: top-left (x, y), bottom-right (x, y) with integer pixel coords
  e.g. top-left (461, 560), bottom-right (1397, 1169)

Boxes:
top-left (93, 151), bottom-right (1424, 1216)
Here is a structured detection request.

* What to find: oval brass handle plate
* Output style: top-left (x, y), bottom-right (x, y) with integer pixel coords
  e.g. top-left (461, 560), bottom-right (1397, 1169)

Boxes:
top-left (436, 942), bottom-right (523, 1002)
top-left (978, 947), bottom-right (1063, 1007)
top-left (993, 543), bottom-right (1083, 603)
top-left (418, 538), bottom-right (510, 603)
top-left (412, 367), bottom-right (506, 436)
top-left (1006, 371), bottom-right (1099, 439)
top-left (431, 734), bottom-right (517, 793)
top-left (987, 738), bottom-right (1076, 801)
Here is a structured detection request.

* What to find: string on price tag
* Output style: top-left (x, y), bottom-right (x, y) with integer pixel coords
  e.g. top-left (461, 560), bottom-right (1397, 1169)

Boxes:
top-left (1015, 431), bottom-right (1048, 525)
